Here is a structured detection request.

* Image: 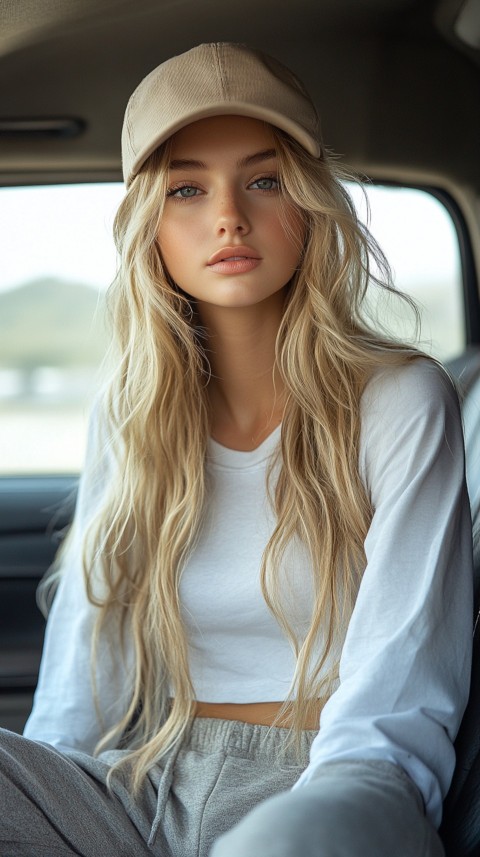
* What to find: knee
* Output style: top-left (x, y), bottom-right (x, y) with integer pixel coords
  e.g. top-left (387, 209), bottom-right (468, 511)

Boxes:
top-left (211, 788), bottom-right (321, 857)
top-left (210, 761), bottom-right (444, 857)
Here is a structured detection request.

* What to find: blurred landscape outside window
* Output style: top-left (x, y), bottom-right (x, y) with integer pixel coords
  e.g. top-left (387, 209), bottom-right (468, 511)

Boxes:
top-left (0, 182), bottom-right (464, 474)
top-left (0, 183), bottom-right (124, 475)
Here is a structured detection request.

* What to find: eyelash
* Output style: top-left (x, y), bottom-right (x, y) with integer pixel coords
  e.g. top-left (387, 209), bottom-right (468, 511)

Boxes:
top-left (249, 175), bottom-right (280, 192)
top-left (166, 183), bottom-right (201, 200)
top-left (166, 174), bottom-right (280, 201)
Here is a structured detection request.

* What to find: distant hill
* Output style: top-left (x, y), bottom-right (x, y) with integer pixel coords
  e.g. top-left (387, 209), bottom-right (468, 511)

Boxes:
top-left (0, 278), bottom-right (109, 370)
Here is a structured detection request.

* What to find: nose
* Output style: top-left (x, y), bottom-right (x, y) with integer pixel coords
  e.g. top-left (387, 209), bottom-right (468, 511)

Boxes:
top-left (214, 189), bottom-right (251, 237)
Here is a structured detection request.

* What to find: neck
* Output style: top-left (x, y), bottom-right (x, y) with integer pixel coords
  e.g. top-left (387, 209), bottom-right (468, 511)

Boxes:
top-left (197, 295), bottom-right (286, 450)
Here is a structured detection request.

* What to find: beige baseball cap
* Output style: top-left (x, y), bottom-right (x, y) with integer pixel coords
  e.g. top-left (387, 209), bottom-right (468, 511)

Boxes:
top-left (121, 42), bottom-right (322, 187)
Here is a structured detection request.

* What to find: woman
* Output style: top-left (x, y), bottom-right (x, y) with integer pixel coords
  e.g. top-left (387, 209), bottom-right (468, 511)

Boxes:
top-left (2, 42), bottom-right (473, 857)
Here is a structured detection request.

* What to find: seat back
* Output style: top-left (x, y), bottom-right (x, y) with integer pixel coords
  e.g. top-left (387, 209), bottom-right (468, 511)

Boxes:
top-left (440, 353), bottom-right (480, 855)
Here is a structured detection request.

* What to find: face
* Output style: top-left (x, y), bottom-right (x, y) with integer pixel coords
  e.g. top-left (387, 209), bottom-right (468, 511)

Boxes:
top-left (157, 115), bottom-right (304, 319)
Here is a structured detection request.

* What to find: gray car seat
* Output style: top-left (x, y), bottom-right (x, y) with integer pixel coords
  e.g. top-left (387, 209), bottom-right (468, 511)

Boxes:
top-left (440, 354), bottom-right (480, 855)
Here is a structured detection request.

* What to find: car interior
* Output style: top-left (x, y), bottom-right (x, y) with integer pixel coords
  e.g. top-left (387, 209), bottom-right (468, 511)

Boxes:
top-left (0, 0), bottom-right (479, 853)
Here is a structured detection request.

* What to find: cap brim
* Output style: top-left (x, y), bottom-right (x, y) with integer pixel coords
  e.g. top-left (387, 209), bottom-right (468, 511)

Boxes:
top-left (125, 102), bottom-right (320, 186)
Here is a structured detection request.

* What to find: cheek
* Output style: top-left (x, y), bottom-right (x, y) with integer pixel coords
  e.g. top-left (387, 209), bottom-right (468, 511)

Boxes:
top-left (276, 207), bottom-right (305, 265)
top-left (269, 190), bottom-right (303, 234)
top-left (157, 223), bottom-right (183, 278)
top-left (157, 213), bottom-right (206, 273)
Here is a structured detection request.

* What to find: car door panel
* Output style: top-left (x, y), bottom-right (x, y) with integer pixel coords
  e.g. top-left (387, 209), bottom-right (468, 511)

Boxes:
top-left (0, 476), bottom-right (76, 732)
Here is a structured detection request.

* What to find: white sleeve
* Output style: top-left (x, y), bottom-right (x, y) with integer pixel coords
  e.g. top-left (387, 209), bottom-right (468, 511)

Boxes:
top-left (293, 359), bottom-right (474, 828)
top-left (23, 403), bottom-right (134, 754)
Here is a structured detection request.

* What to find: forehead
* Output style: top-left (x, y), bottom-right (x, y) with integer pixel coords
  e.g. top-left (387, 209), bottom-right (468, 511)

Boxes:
top-left (168, 115), bottom-right (277, 161)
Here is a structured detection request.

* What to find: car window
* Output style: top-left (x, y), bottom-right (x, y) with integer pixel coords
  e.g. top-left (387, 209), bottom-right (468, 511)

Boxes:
top-left (347, 183), bottom-right (464, 362)
top-left (0, 183), bottom-right (124, 475)
top-left (0, 181), bottom-right (464, 475)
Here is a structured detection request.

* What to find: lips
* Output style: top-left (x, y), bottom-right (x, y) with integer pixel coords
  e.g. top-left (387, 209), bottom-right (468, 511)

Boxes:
top-left (207, 246), bottom-right (261, 266)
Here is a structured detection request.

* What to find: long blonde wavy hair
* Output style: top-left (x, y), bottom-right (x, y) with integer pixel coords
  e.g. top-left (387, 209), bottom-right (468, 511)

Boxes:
top-left (76, 127), bottom-right (420, 790)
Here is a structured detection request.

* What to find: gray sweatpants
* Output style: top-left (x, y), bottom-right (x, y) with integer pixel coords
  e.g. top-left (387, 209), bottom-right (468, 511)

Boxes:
top-left (0, 719), bottom-right (444, 856)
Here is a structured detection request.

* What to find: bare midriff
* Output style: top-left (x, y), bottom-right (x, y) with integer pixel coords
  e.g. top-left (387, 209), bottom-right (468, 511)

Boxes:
top-left (193, 700), bottom-right (320, 729)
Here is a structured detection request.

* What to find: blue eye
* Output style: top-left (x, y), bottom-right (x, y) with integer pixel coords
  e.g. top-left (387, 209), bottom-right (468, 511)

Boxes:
top-left (250, 177), bottom-right (279, 191)
top-left (167, 185), bottom-right (200, 199)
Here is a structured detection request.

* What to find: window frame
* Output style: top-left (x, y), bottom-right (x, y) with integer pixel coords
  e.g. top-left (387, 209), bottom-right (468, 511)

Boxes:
top-left (359, 179), bottom-right (480, 348)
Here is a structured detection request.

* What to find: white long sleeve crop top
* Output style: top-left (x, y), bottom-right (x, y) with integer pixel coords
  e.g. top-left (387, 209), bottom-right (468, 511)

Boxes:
top-left (24, 359), bottom-right (474, 828)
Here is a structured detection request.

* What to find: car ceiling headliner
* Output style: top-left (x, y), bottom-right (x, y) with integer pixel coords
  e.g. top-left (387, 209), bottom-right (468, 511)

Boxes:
top-left (0, 0), bottom-right (421, 53)
top-left (0, 0), bottom-right (479, 187)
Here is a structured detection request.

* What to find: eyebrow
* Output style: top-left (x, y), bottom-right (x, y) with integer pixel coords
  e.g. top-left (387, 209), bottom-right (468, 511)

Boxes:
top-left (168, 148), bottom-right (277, 171)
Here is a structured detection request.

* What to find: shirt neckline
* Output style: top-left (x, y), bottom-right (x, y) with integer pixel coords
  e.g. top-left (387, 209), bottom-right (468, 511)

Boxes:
top-left (208, 424), bottom-right (282, 470)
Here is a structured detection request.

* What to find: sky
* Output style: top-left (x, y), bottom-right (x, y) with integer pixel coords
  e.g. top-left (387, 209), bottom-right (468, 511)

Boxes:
top-left (0, 183), bottom-right (125, 293)
top-left (0, 181), bottom-right (461, 294)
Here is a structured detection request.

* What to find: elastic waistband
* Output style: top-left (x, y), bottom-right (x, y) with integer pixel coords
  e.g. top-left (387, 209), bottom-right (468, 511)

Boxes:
top-left (184, 717), bottom-right (317, 765)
